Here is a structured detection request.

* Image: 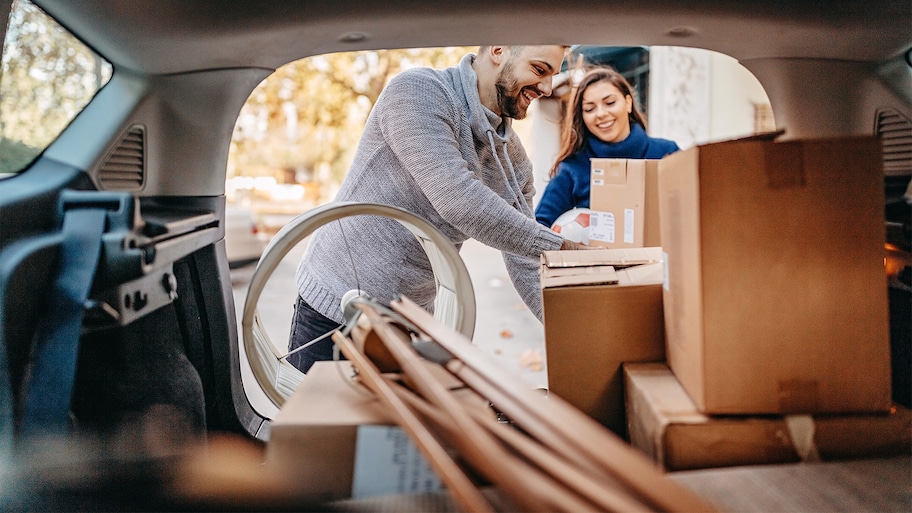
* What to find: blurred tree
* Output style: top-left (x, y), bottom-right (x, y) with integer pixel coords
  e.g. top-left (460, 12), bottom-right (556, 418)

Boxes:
top-left (0, 0), bottom-right (111, 173)
top-left (228, 47), bottom-right (475, 195)
top-left (1, 0), bottom-right (471, 188)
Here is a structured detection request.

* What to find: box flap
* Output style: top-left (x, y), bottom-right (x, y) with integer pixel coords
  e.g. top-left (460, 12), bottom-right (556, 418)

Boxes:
top-left (543, 264), bottom-right (616, 279)
top-left (697, 129), bottom-right (786, 148)
top-left (625, 363), bottom-right (708, 424)
top-left (731, 129), bottom-right (786, 142)
top-left (541, 265), bottom-right (619, 288)
top-left (541, 247), bottom-right (663, 268)
top-left (273, 361), bottom-right (392, 427)
top-left (616, 262), bottom-right (665, 285)
top-left (540, 259), bottom-right (664, 289)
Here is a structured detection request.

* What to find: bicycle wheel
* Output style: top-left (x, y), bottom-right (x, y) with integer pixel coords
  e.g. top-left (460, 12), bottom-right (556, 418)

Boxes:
top-left (241, 201), bottom-right (476, 410)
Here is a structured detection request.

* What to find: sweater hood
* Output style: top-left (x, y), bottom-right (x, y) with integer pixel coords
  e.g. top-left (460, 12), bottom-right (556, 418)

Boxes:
top-left (453, 53), bottom-right (530, 215)
top-left (457, 54), bottom-right (512, 144)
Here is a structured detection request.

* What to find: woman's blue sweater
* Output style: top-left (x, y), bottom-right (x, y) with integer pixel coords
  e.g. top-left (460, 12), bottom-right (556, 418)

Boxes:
top-left (534, 124), bottom-right (679, 227)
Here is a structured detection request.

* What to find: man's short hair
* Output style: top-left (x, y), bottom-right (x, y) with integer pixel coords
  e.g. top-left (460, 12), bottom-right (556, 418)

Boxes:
top-left (477, 45), bottom-right (571, 54)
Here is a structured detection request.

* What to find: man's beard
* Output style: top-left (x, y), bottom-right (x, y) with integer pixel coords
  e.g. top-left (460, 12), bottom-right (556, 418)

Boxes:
top-left (494, 60), bottom-right (528, 120)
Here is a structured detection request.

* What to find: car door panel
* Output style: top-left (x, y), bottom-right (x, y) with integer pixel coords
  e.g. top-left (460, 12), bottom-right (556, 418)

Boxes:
top-left (0, 163), bottom-right (266, 446)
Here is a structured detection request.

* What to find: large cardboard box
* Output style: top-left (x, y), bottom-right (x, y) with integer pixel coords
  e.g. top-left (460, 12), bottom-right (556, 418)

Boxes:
top-left (589, 158), bottom-right (661, 249)
top-left (541, 247), bottom-right (666, 436)
top-left (658, 136), bottom-right (892, 414)
top-left (265, 361), bottom-right (451, 500)
top-left (625, 363), bottom-right (912, 471)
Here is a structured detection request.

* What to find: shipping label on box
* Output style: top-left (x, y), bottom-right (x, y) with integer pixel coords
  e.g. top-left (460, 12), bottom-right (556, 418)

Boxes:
top-left (589, 158), bottom-right (661, 249)
top-left (351, 425), bottom-right (443, 498)
top-left (657, 135), bottom-right (892, 415)
top-left (624, 363), bottom-right (911, 471)
top-left (541, 250), bottom-right (666, 436)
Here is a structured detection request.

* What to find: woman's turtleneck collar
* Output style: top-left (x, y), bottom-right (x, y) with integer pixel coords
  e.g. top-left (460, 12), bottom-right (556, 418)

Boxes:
top-left (584, 123), bottom-right (650, 158)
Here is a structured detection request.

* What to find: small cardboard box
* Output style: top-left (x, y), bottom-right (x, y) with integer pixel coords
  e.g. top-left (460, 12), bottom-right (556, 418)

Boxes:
top-left (265, 361), bottom-right (451, 500)
top-left (624, 363), bottom-right (912, 471)
top-left (658, 136), bottom-right (892, 414)
top-left (541, 247), bottom-right (666, 436)
top-left (589, 158), bottom-right (661, 249)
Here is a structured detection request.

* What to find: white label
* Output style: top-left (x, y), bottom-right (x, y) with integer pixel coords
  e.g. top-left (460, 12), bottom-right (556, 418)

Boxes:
top-left (589, 211), bottom-right (615, 243)
top-left (592, 178), bottom-right (604, 186)
top-left (623, 208), bottom-right (635, 244)
top-left (351, 425), bottom-right (444, 498)
top-left (663, 251), bottom-right (670, 291)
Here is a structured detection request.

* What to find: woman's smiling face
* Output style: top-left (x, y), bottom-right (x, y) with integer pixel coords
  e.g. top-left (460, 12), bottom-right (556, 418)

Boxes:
top-left (581, 80), bottom-right (633, 144)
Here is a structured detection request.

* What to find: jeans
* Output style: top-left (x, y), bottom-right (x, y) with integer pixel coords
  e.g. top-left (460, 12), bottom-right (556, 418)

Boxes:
top-left (287, 295), bottom-right (344, 373)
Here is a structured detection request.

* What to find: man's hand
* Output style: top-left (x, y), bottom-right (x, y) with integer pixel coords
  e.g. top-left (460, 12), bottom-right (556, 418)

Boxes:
top-left (560, 238), bottom-right (597, 251)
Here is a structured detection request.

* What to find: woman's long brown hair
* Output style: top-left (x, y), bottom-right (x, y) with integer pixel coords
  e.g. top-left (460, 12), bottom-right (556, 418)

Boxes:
top-left (549, 66), bottom-right (647, 178)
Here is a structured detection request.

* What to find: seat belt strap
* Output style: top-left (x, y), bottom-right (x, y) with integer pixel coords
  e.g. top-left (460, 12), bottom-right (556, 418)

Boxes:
top-left (20, 206), bottom-right (107, 437)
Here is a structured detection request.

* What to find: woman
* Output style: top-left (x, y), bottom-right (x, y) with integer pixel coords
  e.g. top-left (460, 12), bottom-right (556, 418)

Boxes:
top-left (535, 66), bottom-right (680, 228)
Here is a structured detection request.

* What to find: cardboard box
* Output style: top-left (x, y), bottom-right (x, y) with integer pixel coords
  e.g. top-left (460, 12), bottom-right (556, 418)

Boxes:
top-left (265, 361), bottom-right (456, 500)
top-left (658, 136), bottom-right (892, 414)
top-left (541, 247), bottom-right (666, 436)
top-left (589, 158), bottom-right (661, 249)
top-left (625, 363), bottom-right (912, 471)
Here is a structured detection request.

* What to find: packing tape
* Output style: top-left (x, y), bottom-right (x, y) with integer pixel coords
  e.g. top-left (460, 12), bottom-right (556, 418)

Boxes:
top-left (784, 414), bottom-right (821, 462)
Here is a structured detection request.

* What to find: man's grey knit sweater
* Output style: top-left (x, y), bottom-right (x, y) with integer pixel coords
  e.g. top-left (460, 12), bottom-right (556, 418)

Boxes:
top-left (295, 53), bottom-right (564, 324)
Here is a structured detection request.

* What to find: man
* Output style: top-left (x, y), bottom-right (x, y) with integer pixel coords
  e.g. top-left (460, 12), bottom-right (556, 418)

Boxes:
top-left (288, 45), bottom-right (587, 373)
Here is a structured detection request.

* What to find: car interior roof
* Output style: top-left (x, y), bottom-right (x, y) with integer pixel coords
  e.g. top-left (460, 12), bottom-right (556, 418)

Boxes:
top-left (33, 0), bottom-right (912, 75)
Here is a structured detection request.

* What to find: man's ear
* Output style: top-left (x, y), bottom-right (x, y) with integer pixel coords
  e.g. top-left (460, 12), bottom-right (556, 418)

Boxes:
top-left (489, 46), bottom-right (507, 65)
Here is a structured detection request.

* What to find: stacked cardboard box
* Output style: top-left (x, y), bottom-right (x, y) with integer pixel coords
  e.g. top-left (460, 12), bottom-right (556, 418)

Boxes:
top-left (541, 247), bottom-right (666, 436)
top-left (541, 159), bottom-right (667, 436)
top-left (542, 136), bottom-right (900, 470)
top-left (615, 134), bottom-right (900, 469)
top-left (265, 361), bottom-right (482, 500)
top-left (588, 158), bottom-right (662, 249)
top-left (624, 362), bottom-right (911, 471)
top-left (656, 135), bottom-right (891, 415)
